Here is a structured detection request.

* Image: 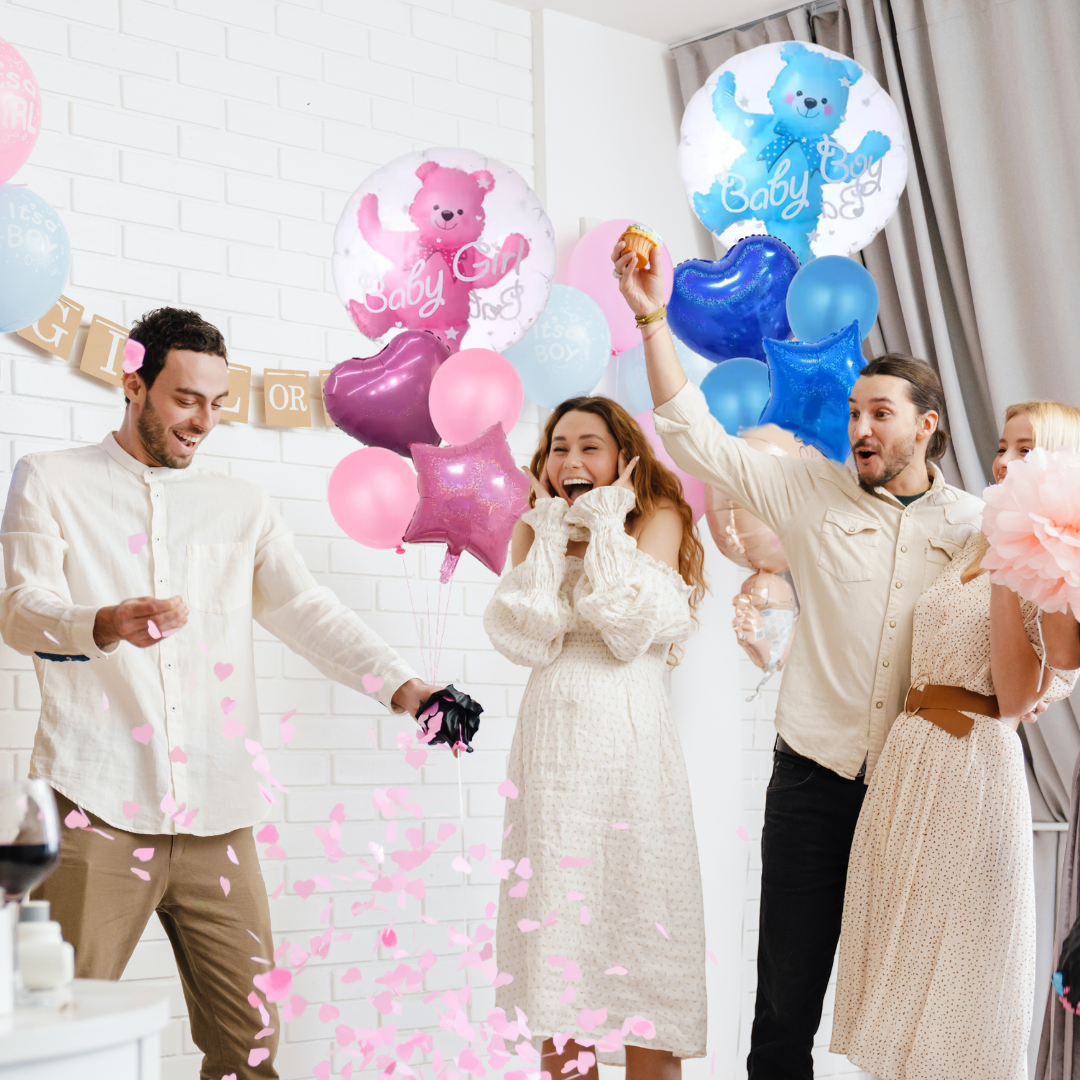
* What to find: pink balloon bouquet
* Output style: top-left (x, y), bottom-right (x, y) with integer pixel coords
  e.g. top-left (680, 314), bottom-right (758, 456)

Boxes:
top-left (0, 38), bottom-right (40, 186)
top-left (327, 448), bottom-right (418, 549)
top-left (428, 348), bottom-right (523, 445)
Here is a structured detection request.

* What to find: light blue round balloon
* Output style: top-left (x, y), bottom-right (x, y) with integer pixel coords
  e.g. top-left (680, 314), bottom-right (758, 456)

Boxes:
top-left (503, 284), bottom-right (611, 409)
top-left (0, 185), bottom-right (70, 333)
top-left (786, 255), bottom-right (879, 343)
top-left (618, 333), bottom-right (713, 417)
top-left (700, 357), bottom-right (771, 434)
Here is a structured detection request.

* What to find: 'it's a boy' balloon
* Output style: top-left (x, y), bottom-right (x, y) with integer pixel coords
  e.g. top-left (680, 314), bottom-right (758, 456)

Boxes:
top-left (679, 42), bottom-right (907, 265)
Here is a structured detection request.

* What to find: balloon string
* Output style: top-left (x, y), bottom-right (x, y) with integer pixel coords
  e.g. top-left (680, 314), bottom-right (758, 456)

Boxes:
top-left (433, 576), bottom-right (455, 686)
top-left (400, 550), bottom-right (428, 684)
top-left (1038, 610), bottom-right (1048, 692)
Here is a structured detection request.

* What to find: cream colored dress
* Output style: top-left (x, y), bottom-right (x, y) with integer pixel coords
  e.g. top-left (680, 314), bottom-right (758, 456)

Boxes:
top-left (832, 534), bottom-right (1079, 1079)
top-left (483, 487), bottom-right (707, 1064)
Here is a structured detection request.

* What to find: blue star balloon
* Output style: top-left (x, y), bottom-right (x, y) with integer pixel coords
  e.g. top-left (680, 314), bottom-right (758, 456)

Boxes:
top-left (759, 321), bottom-right (866, 462)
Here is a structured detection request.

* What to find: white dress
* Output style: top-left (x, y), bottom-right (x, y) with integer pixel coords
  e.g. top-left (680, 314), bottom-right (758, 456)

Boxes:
top-left (483, 486), bottom-right (707, 1064)
top-left (832, 534), bottom-right (1079, 1079)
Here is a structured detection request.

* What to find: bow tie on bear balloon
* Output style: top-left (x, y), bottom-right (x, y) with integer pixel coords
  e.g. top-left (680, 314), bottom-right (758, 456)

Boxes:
top-left (417, 685), bottom-right (483, 753)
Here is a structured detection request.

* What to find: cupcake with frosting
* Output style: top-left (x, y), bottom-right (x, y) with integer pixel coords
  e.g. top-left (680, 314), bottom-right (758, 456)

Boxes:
top-left (620, 223), bottom-right (661, 269)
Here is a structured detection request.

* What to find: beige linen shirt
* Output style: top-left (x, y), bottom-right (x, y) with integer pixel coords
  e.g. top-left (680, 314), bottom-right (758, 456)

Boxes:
top-left (654, 381), bottom-right (983, 780)
top-left (0, 434), bottom-right (418, 835)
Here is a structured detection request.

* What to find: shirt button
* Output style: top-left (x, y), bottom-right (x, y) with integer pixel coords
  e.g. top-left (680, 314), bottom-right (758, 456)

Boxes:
top-left (876, 701), bottom-right (883, 709)
top-left (895, 581), bottom-right (902, 589)
top-left (890, 620), bottom-right (896, 628)
top-left (901, 545), bottom-right (907, 553)
top-left (882, 660), bottom-right (890, 668)
top-left (848, 526), bottom-right (855, 533)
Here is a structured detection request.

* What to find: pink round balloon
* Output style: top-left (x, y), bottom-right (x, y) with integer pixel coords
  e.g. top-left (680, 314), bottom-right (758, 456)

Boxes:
top-left (0, 39), bottom-right (40, 186)
top-left (428, 348), bottom-right (523, 445)
top-left (635, 410), bottom-right (706, 522)
top-left (566, 219), bottom-right (674, 354)
top-left (328, 448), bottom-right (418, 549)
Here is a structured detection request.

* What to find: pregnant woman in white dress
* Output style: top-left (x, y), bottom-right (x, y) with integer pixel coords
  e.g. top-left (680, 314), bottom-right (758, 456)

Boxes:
top-left (484, 396), bottom-right (707, 1080)
top-left (832, 401), bottom-right (1080, 1079)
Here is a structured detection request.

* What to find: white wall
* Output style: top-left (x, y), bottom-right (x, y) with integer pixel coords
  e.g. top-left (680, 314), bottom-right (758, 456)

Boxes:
top-left (0, 2), bottom-right (538, 1078)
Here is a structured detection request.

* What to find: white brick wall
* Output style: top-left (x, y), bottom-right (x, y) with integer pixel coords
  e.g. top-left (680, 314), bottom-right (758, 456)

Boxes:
top-left (0, 2), bottom-right (537, 1078)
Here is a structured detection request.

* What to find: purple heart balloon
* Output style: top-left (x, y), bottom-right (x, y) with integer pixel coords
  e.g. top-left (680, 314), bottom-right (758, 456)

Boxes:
top-left (323, 330), bottom-right (451, 458)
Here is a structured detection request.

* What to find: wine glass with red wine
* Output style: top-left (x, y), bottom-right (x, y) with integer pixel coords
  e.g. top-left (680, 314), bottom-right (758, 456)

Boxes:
top-left (0, 781), bottom-right (60, 902)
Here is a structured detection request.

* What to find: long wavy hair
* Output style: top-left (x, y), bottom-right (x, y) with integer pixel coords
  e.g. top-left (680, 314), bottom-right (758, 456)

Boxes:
top-left (966, 399), bottom-right (1080, 576)
top-left (529, 396), bottom-right (707, 611)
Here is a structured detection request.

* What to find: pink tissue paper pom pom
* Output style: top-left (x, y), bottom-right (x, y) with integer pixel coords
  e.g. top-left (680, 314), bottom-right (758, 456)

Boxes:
top-left (981, 447), bottom-right (1080, 617)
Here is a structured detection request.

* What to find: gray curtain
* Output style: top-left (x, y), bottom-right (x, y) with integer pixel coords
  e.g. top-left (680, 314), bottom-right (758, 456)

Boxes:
top-left (672, 1), bottom-right (1080, 1074)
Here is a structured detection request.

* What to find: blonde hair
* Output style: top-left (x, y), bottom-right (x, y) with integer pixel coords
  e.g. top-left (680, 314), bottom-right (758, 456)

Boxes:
top-left (966, 400), bottom-right (1080, 576)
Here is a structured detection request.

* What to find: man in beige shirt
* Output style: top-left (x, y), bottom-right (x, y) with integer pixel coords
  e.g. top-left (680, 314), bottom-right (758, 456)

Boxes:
top-left (611, 241), bottom-right (983, 1079)
top-left (0, 307), bottom-right (437, 1080)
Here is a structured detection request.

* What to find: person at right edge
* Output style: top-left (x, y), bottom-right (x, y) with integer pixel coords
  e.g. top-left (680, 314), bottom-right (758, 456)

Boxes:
top-left (610, 238), bottom-right (984, 1079)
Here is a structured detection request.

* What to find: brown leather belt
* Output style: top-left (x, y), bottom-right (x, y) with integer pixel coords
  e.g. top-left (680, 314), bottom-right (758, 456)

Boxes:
top-left (904, 681), bottom-right (1000, 737)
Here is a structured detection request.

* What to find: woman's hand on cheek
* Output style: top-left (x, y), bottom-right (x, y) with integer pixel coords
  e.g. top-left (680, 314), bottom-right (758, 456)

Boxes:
top-left (523, 466), bottom-right (555, 502)
top-left (613, 453), bottom-right (639, 492)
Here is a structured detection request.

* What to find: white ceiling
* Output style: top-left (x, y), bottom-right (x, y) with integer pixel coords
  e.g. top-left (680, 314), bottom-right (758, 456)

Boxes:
top-left (501, 0), bottom-right (794, 46)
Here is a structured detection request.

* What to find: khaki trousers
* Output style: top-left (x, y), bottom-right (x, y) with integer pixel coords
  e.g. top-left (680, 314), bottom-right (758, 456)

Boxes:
top-left (35, 791), bottom-right (280, 1080)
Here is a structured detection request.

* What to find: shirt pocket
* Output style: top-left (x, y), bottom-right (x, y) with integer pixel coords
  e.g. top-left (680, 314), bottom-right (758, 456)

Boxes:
top-left (817, 507), bottom-right (882, 582)
top-left (186, 542), bottom-right (250, 614)
top-left (922, 535), bottom-right (963, 592)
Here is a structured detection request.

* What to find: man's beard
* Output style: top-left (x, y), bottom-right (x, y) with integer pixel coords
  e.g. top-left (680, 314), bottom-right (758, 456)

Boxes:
top-left (855, 432), bottom-right (917, 493)
top-left (137, 397), bottom-right (198, 470)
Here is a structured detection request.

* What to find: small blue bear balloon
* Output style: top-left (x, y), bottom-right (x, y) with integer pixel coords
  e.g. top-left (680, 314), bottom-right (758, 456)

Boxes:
top-left (759, 320), bottom-right (866, 462)
top-left (679, 41), bottom-right (907, 265)
top-left (667, 236), bottom-right (799, 364)
top-left (0, 185), bottom-right (70, 333)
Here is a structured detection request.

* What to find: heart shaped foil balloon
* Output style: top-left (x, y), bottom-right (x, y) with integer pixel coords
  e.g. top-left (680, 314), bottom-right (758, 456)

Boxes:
top-left (323, 330), bottom-right (451, 458)
top-left (667, 236), bottom-right (799, 363)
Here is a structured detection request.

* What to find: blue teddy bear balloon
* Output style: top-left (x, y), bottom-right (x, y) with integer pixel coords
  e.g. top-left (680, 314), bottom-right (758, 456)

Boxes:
top-left (693, 43), bottom-right (892, 265)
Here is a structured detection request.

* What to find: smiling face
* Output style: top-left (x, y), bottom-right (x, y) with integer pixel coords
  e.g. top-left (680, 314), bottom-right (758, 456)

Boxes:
top-left (767, 44), bottom-right (859, 139)
top-left (993, 412), bottom-right (1035, 483)
top-left (125, 348), bottom-right (230, 469)
top-left (544, 409), bottom-right (621, 505)
top-left (408, 163), bottom-right (492, 249)
top-left (848, 373), bottom-right (935, 491)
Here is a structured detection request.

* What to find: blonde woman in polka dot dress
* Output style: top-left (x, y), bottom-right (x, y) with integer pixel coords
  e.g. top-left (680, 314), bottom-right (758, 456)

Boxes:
top-left (832, 401), bottom-right (1080, 1079)
top-left (484, 396), bottom-right (708, 1080)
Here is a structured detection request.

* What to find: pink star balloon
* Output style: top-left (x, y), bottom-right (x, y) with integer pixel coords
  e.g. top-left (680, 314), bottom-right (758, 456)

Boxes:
top-left (404, 423), bottom-right (530, 582)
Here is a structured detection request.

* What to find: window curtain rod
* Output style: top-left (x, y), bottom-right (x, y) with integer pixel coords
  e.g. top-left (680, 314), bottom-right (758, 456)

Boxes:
top-left (668, 0), bottom-right (839, 50)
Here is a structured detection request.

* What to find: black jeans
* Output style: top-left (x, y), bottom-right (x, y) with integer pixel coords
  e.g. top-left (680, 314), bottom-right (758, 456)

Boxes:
top-left (747, 747), bottom-right (867, 1080)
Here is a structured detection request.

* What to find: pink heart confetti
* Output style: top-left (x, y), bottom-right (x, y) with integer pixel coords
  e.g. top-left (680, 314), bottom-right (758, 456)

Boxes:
top-left (497, 779), bottom-right (519, 799)
top-left (280, 708), bottom-right (297, 744)
top-left (509, 881), bottom-right (528, 898)
top-left (222, 1075), bottom-right (237, 1080)
top-left (256, 824), bottom-right (278, 843)
top-left (342, 967), bottom-right (362, 984)
top-left (493, 971), bottom-right (513, 988)
top-left (122, 336), bottom-right (145, 373)
top-left (577, 1007), bottom-right (607, 1031)
top-left (227, 844), bottom-right (239, 865)
top-left (558, 986), bottom-right (576, 1005)
top-left (515, 857), bottom-right (532, 880)
top-left (362, 673), bottom-right (384, 694)
top-left (64, 807), bottom-right (90, 830)
top-left (708, 950), bottom-right (718, 965)
top-left (561, 960), bottom-right (581, 980)
top-left (405, 748), bottom-right (428, 769)
top-left (254, 1027), bottom-right (273, 1039)
top-left (213, 662), bottom-right (234, 681)
top-left (127, 532), bottom-right (148, 555)
top-left (737, 825), bottom-right (750, 842)
top-left (294, 880), bottom-right (315, 900)
top-left (270, 882), bottom-right (284, 899)
top-left (132, 847), bottom-right (154, 862)
top-left (130, 867), bottom-right (151, 881)
top-left (221, 697), bottom-right (237, 715)
top-left (314, 1064), bottom-right (331, 1080)
top-left (160, 793), bottom-right (177, 814)
top-left (558, 855), bottom-right (592, 869)
top-left (131, 723), bottom-right (153, 745)
top-left (611, 822), bottom-right (629, 829)
top-left (711, 1052), bottom-right (716, 1074)
top-left (102, 693), bottom-right (109, 710)
top-left (438, 823), bottom-right (457, 842)
top-left (381, 927), bottom-right (397, 948)
top-left (220, 877), bottom-right (231, 896)
top-left (146, 619), bottom-right (161, 640)
top-left (451, 856), bottom-right (471, 875)
top-left (252, 967), bottom-right (292, 1002)
top-left (567, 891), bottom-right (586, 901)
top-left (655, 922), bottom-right (669, 939)
top-left (247, 1048), bottom-right (270, 1067)
top-left (222, 717), bottom-right (245, 739)
top-left (122, 801), bottom-right (140, 819)
top-left (605, 965), bottom-right (628, 976)
top-left (319, 1003), bottom-right (339, 1022)
top-left (168, 746), bottom-right (187, 764)
top-left (517, 919), bottom-right (541, 932)
top-left (580, 906), bottom-right (591, 925)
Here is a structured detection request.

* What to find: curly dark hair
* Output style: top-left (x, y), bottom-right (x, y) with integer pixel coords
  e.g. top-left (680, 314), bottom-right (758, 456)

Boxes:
top-left (126, 307), bottom-right (227, 401)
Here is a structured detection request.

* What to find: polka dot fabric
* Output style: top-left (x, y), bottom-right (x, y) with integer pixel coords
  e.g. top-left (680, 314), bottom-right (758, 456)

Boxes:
top-left (483, 487), bottom-right (707, 1063)
top-left (832, 534), bottom-right (1079, 1079)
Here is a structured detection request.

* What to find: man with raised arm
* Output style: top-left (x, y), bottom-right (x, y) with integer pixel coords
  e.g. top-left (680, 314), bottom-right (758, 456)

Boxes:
top-left (611, 242), bottom-right (984, 1079)
top-left (0, 307), bottom-right (437, 1080)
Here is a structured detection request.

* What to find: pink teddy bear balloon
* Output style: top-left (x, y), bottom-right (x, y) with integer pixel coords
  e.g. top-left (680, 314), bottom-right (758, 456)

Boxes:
top-left (348, 161), bottom-right (531, 353)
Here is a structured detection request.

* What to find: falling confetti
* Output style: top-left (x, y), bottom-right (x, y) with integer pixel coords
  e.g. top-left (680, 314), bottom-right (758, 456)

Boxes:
top-left (737, 825), bottom-right (750, 842)
top-left (168, 746), bottom-right (187, 764)
top-left (362, 673), bottom-right (384, 694)
top-left (132, 848), bottom-right (154, 862)
top-left (146, 619), bottom-right (161, 640)
top-left (121, 801), bottom-right (140, 819)
top-left (497, 779), bottom-right (519, 799)
top-left (131, 724), bottom-right (153, 745)
top-left (43, 630), bottom-right (59, 644)
top-left (220, 877), bottom-right (231, 897)
top-left (227, 845), bottom-right (239, 865)
top-left (102, 693), bottom-right (109, 711)
top-left (130, 867), bottom-right (151, 882)
top-left (213, 662), bottom-right (234, 681)
top-left (280, 709), bottom-right (297, 744)
top-left (655, 922), bottom-right (669, 939)
top-left (127, 532), bottom-right (148, 555)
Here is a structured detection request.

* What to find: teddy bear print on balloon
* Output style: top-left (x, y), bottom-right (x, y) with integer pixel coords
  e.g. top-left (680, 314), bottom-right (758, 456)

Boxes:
top-left (680, 42), bottom-right (907, 265)
top-left (333, 148), bottom-right (556, 355)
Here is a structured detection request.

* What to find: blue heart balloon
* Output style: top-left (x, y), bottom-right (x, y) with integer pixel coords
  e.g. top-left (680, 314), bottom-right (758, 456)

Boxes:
top-left (667, 236), bottom-right (799, 364)
top-left (759, 320), bottom-right (866, 462)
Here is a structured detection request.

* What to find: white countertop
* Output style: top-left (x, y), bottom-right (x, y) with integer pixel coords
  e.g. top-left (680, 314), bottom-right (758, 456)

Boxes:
top-left (0, 979), bottom-right (169, 1067)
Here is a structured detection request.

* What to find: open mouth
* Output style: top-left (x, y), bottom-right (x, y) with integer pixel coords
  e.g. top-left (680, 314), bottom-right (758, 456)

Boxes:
top-left (855, 448), bottom-right (879, 468)
top-left (173, 431), bottom-right (199, 452)
top-left (562, 477), bottom-right (594, 503)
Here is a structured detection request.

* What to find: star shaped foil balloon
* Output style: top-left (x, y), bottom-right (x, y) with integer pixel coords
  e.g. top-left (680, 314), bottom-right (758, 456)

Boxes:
top-left (404, 422), bottom-right (531, 582)
top-left (758, 320), bottom-right (866, 462)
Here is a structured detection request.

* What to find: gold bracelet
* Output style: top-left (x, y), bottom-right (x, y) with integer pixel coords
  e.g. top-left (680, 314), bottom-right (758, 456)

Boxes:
top-left (635, 304), bottom-right (667, 328)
